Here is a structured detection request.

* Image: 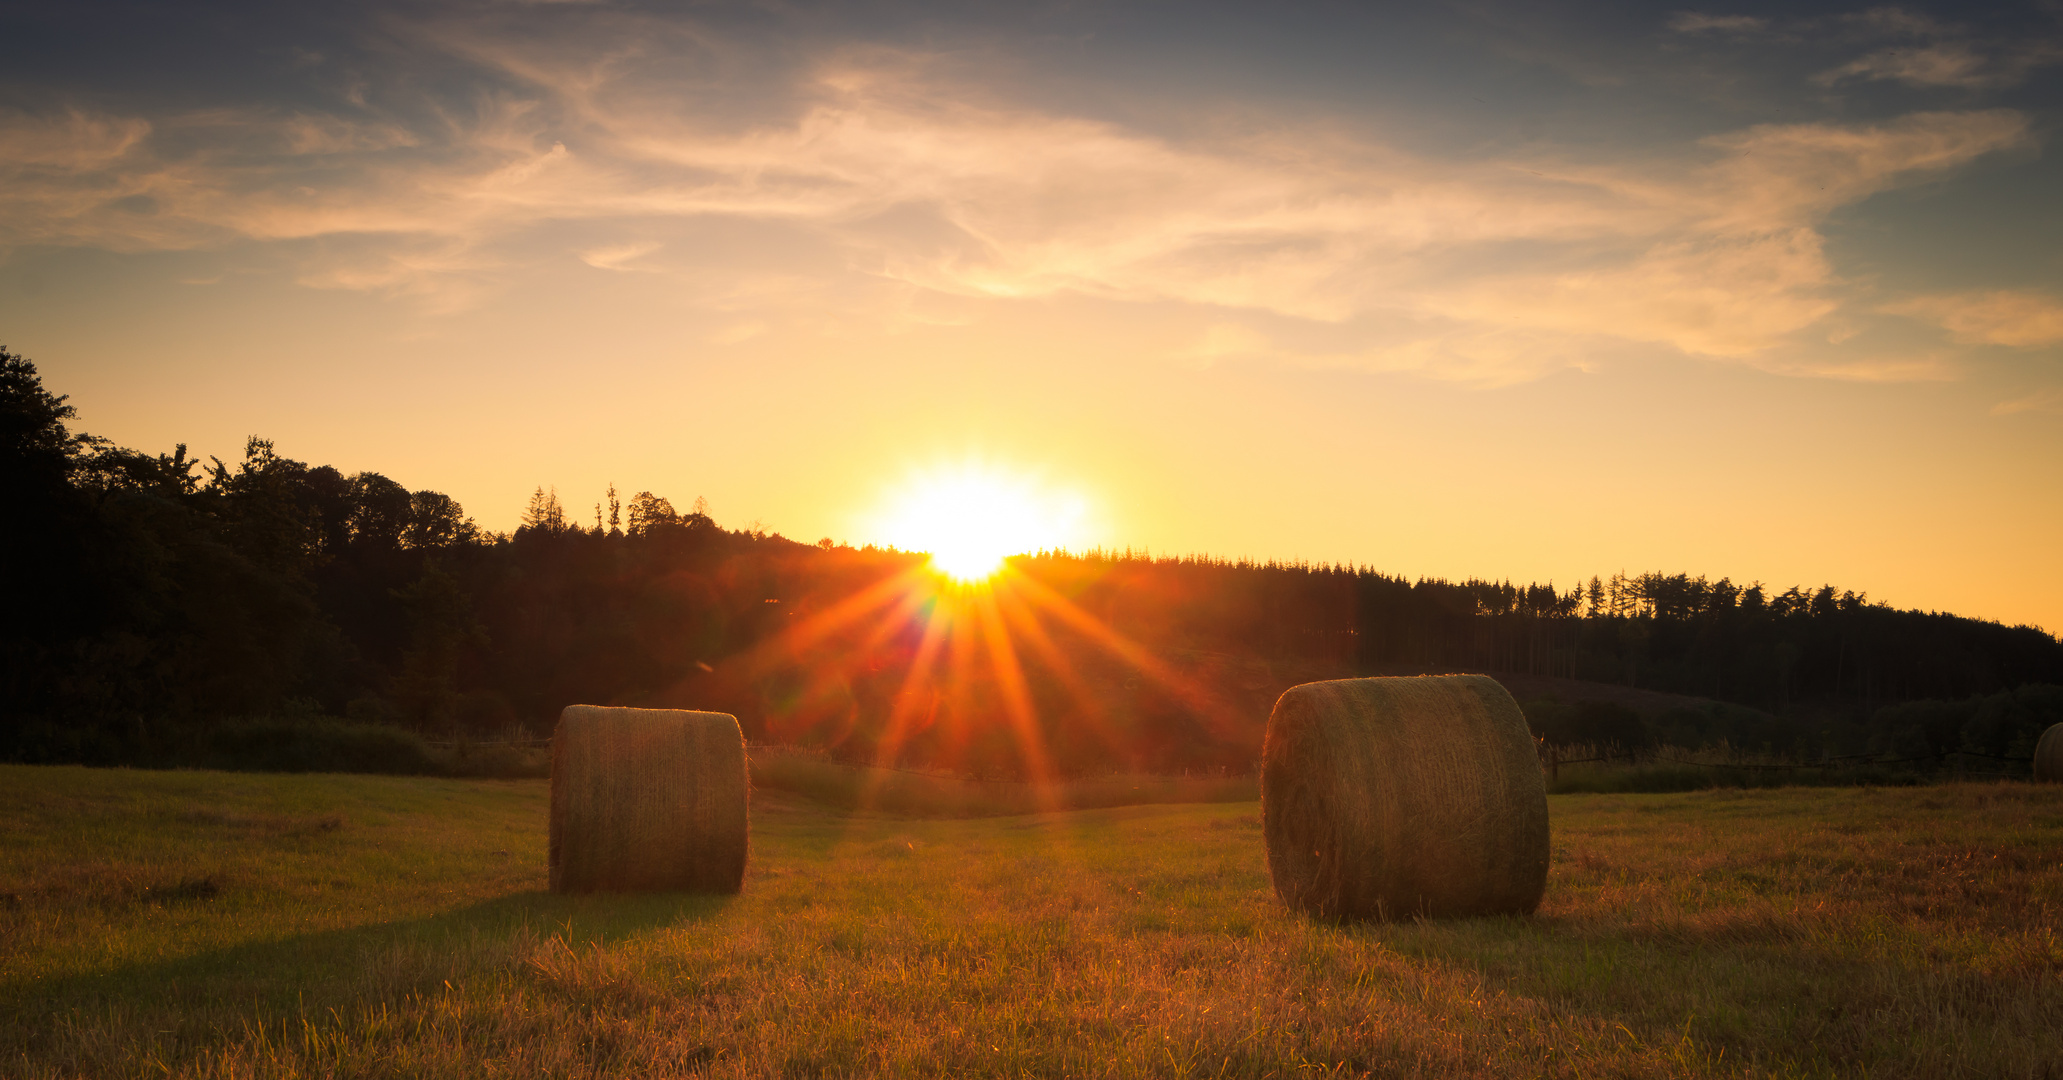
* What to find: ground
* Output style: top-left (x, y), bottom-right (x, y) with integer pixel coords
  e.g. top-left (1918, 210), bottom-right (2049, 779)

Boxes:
top-left (1, 765), bottom-right (2059, 1078)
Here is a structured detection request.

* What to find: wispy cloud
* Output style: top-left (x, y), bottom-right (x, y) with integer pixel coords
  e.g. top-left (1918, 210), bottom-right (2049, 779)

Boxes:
top-left (1745, 351), bottom-right (1959, 383)
top-left (1884, 290), bottom-right (2063, 348)
top-left (1668, 13), bottom-right (1768, 34)
top-left (578, 241), bottom-right (661, 271)
top-left (0, 28), bottom-right (2034, 383)
top-left (1819, 43), bottom-right (1998, 88)
top-left (1814, 8), bottom-right (2063, 89)
top-left (1992, 386), bottom-right (2063, 416)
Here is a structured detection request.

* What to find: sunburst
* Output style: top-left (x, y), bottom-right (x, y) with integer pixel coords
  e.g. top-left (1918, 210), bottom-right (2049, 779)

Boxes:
top-left (871, 463), bottom-right (1087, 583)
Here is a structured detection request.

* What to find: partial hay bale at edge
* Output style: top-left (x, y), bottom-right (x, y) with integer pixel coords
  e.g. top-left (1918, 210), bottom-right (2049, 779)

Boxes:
top-left (2036, 723), bottom-right (2063, 783)
top-left (549, 705), bottom-right (749, 894)
top-left (1261, 674), bottom-right (1549, 921)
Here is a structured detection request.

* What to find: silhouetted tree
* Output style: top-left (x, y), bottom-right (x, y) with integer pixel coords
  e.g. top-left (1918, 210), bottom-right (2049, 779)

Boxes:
top-left (627, 491), bottom-right (676, 535)
top-left (5, 354), bottom-right (2061, 777)
top-left (405, 491), bottom-right (476, 549)
top-left (519, 486), bottom-right (566, 535)
top-left (388, 560), bottom-right (485, 730)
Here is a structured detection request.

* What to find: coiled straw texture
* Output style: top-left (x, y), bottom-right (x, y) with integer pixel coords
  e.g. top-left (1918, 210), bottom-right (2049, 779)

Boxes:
top-left (2036, 723), bottom-right (2063, 783)
top-left (550, 705), bottom-right (749, 894)
top-left (1262, 675), bottom-right (1549, 921)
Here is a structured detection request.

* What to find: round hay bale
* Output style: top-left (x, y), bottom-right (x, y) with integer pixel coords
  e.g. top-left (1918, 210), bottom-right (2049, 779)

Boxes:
top-left (549, 705), bottom-right (749, 894)
top-left (2036, 723), bottom-right (2063, 783)
top-left (1261, 674), bottom-right (1548, 921)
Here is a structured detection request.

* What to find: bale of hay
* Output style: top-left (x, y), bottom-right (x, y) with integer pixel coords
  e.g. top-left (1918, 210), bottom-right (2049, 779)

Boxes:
top-left (1261, 675), bottom-right (1549, 921)
top-left (550, 705), bottom-right (749, 894)
top-left (2036, 723), bottom-right (2063, 783)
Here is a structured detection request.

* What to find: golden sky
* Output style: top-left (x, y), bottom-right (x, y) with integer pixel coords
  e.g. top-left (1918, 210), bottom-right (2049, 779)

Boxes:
top-left (2, 2), bottom-right (2059, 630)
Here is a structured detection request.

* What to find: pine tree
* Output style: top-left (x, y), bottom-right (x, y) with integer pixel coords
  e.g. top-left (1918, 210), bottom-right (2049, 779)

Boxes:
top-left (521, 486), bottom-right (565, 534)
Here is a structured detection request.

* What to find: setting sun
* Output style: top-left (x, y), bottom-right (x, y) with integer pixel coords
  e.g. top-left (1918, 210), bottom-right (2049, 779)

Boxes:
top-left (871, 464), bottom-right (1088, 583)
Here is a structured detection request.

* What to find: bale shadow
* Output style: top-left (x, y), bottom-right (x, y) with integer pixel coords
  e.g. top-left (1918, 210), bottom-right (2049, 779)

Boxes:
top-left (1315, 907), bottom-right (2049, 1074)
top-left (2, 887), bottom-right (735, 1030)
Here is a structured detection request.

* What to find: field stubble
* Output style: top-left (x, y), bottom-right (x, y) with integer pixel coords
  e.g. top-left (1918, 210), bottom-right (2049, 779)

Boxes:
top-left (1, 766), bottom-right (2059, 1078)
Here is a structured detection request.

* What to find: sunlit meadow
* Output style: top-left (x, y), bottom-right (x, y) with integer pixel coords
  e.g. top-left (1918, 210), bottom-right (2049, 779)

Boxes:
top-left (5, 3), bottom-right (2063, 1076)
top-left (3, 765), bottom-right (2058, 1078)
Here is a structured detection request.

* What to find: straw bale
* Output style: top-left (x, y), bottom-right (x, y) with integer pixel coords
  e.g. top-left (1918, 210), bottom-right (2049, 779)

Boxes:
top-left (1261, 674), bottom-right (1549, 920)
top-left (550, 705), bottom-right (749, 894)
top-left (2036, 723), bottom-right (2063, 783)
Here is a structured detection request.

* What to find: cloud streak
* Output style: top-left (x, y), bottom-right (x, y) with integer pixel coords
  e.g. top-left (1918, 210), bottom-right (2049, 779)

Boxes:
top-left (0, 26), bottom-right (2035, 383)
top-left (1668, 13), bottom-right (1769, 34)
top-left (1992, 386), bottom-right (2063, 416)
top-left (1813, 8), bottom-right (2063, 89)
top-left (1886, 290), bottom-right (2063, 348)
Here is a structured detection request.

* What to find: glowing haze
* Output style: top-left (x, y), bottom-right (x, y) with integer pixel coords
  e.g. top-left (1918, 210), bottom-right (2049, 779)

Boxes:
top-left (871, 463), bottom-right (1089, 583)
top-left (1, 2), bottom-right (2059, 628)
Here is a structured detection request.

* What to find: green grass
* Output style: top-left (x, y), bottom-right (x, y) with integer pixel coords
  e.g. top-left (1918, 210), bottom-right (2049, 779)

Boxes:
top-left (2, 765), bottom-right (2060, 1078)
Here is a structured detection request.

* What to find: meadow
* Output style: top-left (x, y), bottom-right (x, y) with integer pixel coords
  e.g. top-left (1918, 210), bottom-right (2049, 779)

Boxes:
top-left (2, 763), bottom-right (2059, 1078)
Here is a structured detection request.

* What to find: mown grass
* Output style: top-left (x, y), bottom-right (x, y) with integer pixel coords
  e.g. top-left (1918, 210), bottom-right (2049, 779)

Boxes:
top-left (1546, 759), bottom-right (1931, 795)
top-left (747, 747), bottom-right (1256, 816)
top-left (3, 765), bottom-right (2060, 1078)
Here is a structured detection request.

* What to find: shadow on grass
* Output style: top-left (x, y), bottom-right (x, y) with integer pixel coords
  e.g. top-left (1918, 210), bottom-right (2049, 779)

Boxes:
top-left (2, 888), bottom-right (735, 1026)
top-left (1549, 763), bottom-right (1928, 794)
top-left (1311, 906), bottom-right (2036, 1075)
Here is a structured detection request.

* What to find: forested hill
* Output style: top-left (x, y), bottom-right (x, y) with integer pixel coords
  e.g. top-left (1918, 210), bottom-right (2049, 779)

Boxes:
top-left (6, 346), bottom-right (2060, 772)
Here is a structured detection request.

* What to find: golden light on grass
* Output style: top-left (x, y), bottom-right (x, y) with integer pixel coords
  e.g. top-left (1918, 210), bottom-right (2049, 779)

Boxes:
top-left (12, 767), bottom-right (2063, 1078)
top-left (871, 463), bottom-right (1087, 584)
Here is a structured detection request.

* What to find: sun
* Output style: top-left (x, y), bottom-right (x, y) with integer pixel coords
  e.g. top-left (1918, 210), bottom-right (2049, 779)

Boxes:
top-left (872, 463), bottom-right (1087, 583)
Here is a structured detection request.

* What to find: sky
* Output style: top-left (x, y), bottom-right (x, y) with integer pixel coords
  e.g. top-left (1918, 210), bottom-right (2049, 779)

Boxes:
top-left (1, 0), bottom-right (2059, 632)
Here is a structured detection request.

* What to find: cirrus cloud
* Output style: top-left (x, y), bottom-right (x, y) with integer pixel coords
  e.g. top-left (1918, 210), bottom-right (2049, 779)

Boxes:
top-left (1991, 386), bottom-right (2063, 415)
top-left (1884, 290), bottom-right (2063, 348)
top-left (0, 35), bottom-right (2034, 385)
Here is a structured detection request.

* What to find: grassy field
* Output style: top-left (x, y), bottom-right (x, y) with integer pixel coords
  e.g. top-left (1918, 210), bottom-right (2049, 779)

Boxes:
top-left (747, 746), bottom-right (1257, 816)
top-left (2, 765), bottom-right (2060, 1078)
top-left (1538, 747), bottom-right (1942, 795)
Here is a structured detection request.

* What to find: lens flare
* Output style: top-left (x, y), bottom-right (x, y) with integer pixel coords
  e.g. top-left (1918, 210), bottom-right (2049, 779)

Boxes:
top-left (872, 463), bottom-right (1087, 583)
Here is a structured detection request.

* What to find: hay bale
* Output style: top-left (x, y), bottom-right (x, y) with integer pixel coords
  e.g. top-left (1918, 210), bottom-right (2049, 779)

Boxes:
top-left (2036, 723), bottom-right (2063, 783)
top-left (1261, 675), bottom-right (1549, 920)
top-left (549, 705), bottom-right (749, 894)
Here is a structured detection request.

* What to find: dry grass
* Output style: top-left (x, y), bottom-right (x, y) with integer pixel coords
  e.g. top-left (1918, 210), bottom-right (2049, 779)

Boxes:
top-left (746, 746), bottom-right (1257, 816)
top-left (1543, 743), bottom-right (1946, 794)
top-left (1, 766), bottom-right (2060, 1078)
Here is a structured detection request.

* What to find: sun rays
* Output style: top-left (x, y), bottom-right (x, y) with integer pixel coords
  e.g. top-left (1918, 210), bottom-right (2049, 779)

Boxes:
top-left (730, 462), bottom-right (1227, 807)
top-left (736, 556), bottom-right (1216, 809)
top-left (869, 463), bottom-right (1089, 584)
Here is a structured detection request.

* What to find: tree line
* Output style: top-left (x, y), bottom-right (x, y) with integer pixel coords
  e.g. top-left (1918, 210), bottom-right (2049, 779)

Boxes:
top-left (5, 347), bottom-right (2059, 774)
top-left (1022, 554), bottom-right (2060, 710)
